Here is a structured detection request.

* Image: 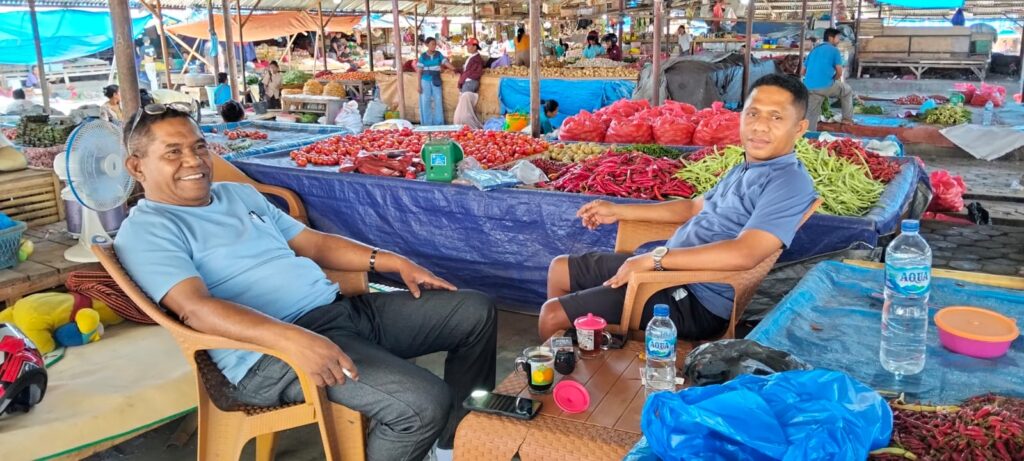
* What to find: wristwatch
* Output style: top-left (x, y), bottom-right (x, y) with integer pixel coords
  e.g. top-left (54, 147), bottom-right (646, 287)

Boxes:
top-left (651, 246), bottom-right (669, 271)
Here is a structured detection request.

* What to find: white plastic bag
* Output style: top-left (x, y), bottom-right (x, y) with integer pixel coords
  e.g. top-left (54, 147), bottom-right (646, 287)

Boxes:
top-left (363, 99), bottom-right (387, 125)
top-left (370, 119), bottom-right (414, 131)
top-left (509, 159), bottom-right (546, 185)
top-left (335, 100), bottom-right (363, 134)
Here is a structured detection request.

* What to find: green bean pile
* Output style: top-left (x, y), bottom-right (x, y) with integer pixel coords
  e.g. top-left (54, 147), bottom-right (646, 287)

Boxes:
top-left (616, 144), bottom-right (684, 159)
top-left (672, 140), bottom-right (885, 216)
top-left (795, 138), bottom-right (884, 216)
top-left (673, 145), bottom-right (744, 196)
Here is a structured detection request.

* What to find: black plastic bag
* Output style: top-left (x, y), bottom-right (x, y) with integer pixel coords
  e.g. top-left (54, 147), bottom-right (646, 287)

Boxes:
top-left (683, 339), bottom-right (812, 386)
top-left (967, 201), bottom-right (991, 225)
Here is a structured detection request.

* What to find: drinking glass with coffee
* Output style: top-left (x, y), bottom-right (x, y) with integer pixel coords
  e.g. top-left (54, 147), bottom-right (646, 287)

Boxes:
top-left (515, 346), bottom-right (555, 394)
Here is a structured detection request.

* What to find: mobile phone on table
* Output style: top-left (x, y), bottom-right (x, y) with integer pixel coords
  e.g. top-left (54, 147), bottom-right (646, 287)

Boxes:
top-left (463, 390), bottom-right (541, 420)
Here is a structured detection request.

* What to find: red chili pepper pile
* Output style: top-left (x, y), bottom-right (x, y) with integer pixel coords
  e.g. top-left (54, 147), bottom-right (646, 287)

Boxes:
top-left (683, 146), bottom-right (722, 164)
top-left (549, 151), bottom-right (695, 200)
top-left (529, 158), bottom-right (570, 180)
top-left (812, 137), bottom-right (902, 183)
top-left (871, 395), bottom-right (1024, 461)
top-left (895, 94), bottom-right (949, 106)
top-left (223, 129), bottom-right (269, 141)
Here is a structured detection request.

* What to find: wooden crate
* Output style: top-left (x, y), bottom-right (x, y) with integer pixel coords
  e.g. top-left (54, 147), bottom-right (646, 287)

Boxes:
top-left (0, 168), bottom-right (64, 227)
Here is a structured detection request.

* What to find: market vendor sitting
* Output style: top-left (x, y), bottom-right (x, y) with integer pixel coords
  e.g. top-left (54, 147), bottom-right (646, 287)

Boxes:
top-left (538, 74), bottom-right (819, 341)
top-left (602, 34), bottom-right (623, 62)
top-left (213, 72), bottom-right (232, 106)
top-left (115, 106), bottom-right (497, 461)
top-left (540, 99), bottom-right (559, 135)
top-left (459, 38), bottom-right (485, 94)
top-left (803, 28), bottom-right (854, 130)
top-left (218, 100), bottom-right (245, 123)
top-left (582, 32), bottom-right (606, 59)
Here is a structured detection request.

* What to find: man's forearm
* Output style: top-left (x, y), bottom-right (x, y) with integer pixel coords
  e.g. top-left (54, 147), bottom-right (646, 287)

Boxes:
top-left (303, 230), bottom-right (410, 274)
top-left (614, 199), bottom-right (698, 224)
top-left (660, 239), bottom-right (761, 272)
top-left (182, 297), bottom-right (313, 353)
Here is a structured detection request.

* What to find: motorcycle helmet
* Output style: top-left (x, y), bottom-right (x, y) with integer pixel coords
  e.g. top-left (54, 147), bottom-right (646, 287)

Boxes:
top-left (0, 323), bottom-right (47, 416)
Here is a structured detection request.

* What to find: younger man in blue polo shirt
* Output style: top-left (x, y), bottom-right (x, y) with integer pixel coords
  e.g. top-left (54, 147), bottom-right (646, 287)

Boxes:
top-left (539, 74), bottom-right (819, 340)
top-left (803, 28), bottom-right (854, 130)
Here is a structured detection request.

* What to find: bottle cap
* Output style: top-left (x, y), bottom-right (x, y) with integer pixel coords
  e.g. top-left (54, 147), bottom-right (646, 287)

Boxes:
top-left (653, 304), bottom-right (670, 317)
top-left (901, 219), bottom-right (920, 233)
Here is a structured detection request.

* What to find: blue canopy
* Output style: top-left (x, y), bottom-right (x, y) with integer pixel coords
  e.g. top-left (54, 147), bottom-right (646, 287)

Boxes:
top-left (874, 0), bottom-right (964, 7)
top-left (0, 10), bottom-right (151, 65)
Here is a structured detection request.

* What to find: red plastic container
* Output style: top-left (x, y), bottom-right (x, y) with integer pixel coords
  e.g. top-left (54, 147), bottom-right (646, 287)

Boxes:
top-left (935, 306), bottom-right (1019, 359)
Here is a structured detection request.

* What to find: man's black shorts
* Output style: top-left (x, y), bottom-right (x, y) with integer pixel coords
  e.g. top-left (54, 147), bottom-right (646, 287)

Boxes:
top-left (558, 252), bottom-right (728, 340)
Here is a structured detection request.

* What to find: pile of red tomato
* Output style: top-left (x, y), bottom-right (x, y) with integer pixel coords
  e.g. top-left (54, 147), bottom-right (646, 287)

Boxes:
top-left (223, 129), bottom-right (269, 141)
top-left (289, 127), bottom-right (548, 169)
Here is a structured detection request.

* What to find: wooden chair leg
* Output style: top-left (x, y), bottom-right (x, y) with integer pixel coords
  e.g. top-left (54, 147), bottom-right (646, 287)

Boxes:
top-left (317, 398), bottom-right (366, 461)
top-left (255, 433), bottom-right (278, 461)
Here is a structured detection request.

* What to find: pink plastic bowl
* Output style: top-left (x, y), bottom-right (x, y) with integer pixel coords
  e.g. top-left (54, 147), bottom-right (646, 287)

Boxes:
top-left (937, 327), bottom-right (1014, 359)
top-left (935, 306), bottom-right (1019, 359)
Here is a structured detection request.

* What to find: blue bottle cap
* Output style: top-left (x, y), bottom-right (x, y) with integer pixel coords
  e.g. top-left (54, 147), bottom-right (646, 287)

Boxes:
top-left (653, 304), bottom-right (670, 317)
top-left (901, 219), bottom-right (920, 233)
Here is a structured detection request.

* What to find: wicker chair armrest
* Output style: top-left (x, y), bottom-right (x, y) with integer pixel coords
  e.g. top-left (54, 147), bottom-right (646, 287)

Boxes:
top-left (324, 269), bottom-right (370, 297)
top-left (617, 269), bottom-right (749, 334)
top-left (613, 220), bottom-right (682, 254)
top-left (253, 183), bottom-right (309, 224)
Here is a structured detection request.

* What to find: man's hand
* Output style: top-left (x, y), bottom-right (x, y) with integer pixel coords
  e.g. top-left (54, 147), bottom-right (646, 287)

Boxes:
top-left (398, 258), bottom-right (456, 298)
top-left (282, 330), bottom-right (359, 387)
top-left (604, 253), bottom-right (655, 289)
top-left (577, 200), bottom-right (620, 230)
top-left (417, 84), bottom-right (423, 94)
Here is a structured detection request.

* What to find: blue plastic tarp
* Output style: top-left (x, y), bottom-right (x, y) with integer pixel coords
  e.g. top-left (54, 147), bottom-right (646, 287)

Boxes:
top-left (748, 261), bottom-right (1024, 404)
top-left (498, 77), bottom-right (636, 127)
top-left (231, 152), bottom-right (928, 309)
top-left (201, 121), bottom-right (350, 161)
top-left (0, 10), bottom-right (151, 65)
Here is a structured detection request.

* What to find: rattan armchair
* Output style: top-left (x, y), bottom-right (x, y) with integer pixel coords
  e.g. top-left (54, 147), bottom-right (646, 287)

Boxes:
top-left (89, 157), bottom-right (367, 460)
top-left (614, 199), bottom-right (823, 340)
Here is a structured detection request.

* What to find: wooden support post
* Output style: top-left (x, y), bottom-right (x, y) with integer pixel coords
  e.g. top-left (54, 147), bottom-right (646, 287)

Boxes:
top-left (830, 0), bottom-right (837, 26)
top-left (618, 0), bottom-right (625, 43)
top-left (280, 33), bottom-right (296, 62)
top-left (236, 0), bottom-right (245, 97)
top-left (110, 0), bottom-right (140, 114)
top-left (207, 0), bottom-right (220, 75)
top-left (169, 33), bottom-right (212, 74)
top-left (529, 0), bottom-right (541, 137)
top-left (852, 0), bottom-right (862, 76)
top-left (741, 0), bottom-right (754, 103)
top-left (1019, 27), bottom-right (1023, 105)
top-left (414, 6), bottom-right (419, 52)
top-left (27, 0), bottom-right (50, 113)
top-left (797, 0), bottom-right (808, 76)
top-left (366, 0), bottom-right (375, 71)
top-left (318, 1), bottom-right (327, 72)
top-left (472, 0), bottom-right (477, 37)
top-left (391, 0), bottom-right (406, 119)
top-left (652, 0), bottom-right (663, 105)
top-left (155, 0), bottom-right (173, 89)
top-left (221, 0), bottom-right (239, 101)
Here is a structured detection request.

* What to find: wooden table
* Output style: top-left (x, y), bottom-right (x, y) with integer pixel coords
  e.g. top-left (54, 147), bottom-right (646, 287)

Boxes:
top-left (0, 222), bottom-right (100, 307)
top-left (454, 339), bottom-right (676, 461)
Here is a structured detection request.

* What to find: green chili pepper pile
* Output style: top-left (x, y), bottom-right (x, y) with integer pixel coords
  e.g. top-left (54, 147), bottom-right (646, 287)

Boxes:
top-left (616, 144), bottom-right (684, 159)
top-left (672, 139), bottom-right (885, 216)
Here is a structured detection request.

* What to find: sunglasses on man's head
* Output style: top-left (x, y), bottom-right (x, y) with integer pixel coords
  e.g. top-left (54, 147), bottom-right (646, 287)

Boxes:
top-left (125, 102), bottom-right (196, 154)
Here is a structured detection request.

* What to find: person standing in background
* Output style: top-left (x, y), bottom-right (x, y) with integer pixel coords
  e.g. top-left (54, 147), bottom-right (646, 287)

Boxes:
top-left (101, 85), bottom-right (124, 123)
top-left (24, 66), bottom-right (40, 96)
top-left (677, 25), bottom-right (692, 55)
top-left (262, 61), bottom-right (283, 109)
top-left (514, 26), bottom-right (530, 67)
top-left (416, 38), bottom-right (455, 126)
top-left (459, 38), bottom-right (484, 94)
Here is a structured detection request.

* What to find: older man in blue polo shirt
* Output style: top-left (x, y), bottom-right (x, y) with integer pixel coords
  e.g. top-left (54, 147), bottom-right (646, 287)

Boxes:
top-left (539, 74), bottom-right (819, 341)
top-left (115, 106), bottom-right (496, 461)
top-left (803, 28), bottom-right (854, 130)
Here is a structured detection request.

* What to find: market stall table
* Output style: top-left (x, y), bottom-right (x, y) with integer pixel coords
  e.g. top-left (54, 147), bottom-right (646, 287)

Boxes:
top-left (280, 94), bottom-right (345, 125)
top-left (454, 339), bottom-right (660, 461)
top-left (201, 120), bottom-right (349, 161)
top-left (748, 260), bottom-right (1024, 404)
top-left (230, 151), bottom-right (928, 310)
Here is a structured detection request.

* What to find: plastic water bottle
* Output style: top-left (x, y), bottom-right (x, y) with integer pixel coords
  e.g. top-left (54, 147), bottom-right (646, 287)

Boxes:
top-left (983, 101), bottom-right (994, 126)
top-left (880, 220), bottom-right (932, 378)
top-left (645, 304), bottom-right (677, 392)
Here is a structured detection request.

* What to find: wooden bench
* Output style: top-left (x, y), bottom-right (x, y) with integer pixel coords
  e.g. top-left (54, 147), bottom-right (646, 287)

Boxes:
top-left (857, 56), bottom-right (990, 80)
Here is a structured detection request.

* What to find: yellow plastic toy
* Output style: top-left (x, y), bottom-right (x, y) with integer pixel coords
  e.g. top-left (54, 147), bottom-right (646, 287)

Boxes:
top-left (0, 292), bottom-right (124, 354)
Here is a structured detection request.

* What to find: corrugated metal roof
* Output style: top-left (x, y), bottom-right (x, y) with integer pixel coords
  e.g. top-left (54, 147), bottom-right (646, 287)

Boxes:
top-left (0, 0), bottom-right (1018, 18)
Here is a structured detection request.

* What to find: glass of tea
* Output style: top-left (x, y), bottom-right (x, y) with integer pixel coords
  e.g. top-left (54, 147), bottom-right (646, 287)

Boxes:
top-left (574, 313), bottom-right (613, 359)
top-left (515, 346), bottom-right (555, 394)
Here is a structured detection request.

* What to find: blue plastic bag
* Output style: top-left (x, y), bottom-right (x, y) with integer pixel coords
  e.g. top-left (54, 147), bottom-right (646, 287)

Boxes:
top-left (639, 370), bottom-right (892, 461)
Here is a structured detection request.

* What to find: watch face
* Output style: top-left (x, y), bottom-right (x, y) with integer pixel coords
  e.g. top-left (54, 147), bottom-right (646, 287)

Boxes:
top-left (654, 247), bottom-right (669, 257)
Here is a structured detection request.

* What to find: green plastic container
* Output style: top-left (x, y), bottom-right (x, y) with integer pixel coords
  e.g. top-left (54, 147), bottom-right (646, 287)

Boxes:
top-left (421, 139), bottom-right (464, 182)
top-left (949, 92), bottom-right (965, 106)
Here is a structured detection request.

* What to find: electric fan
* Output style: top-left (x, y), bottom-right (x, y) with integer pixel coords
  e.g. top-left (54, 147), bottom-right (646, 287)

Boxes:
top-left (61, 119), bottom-right (134, 263)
